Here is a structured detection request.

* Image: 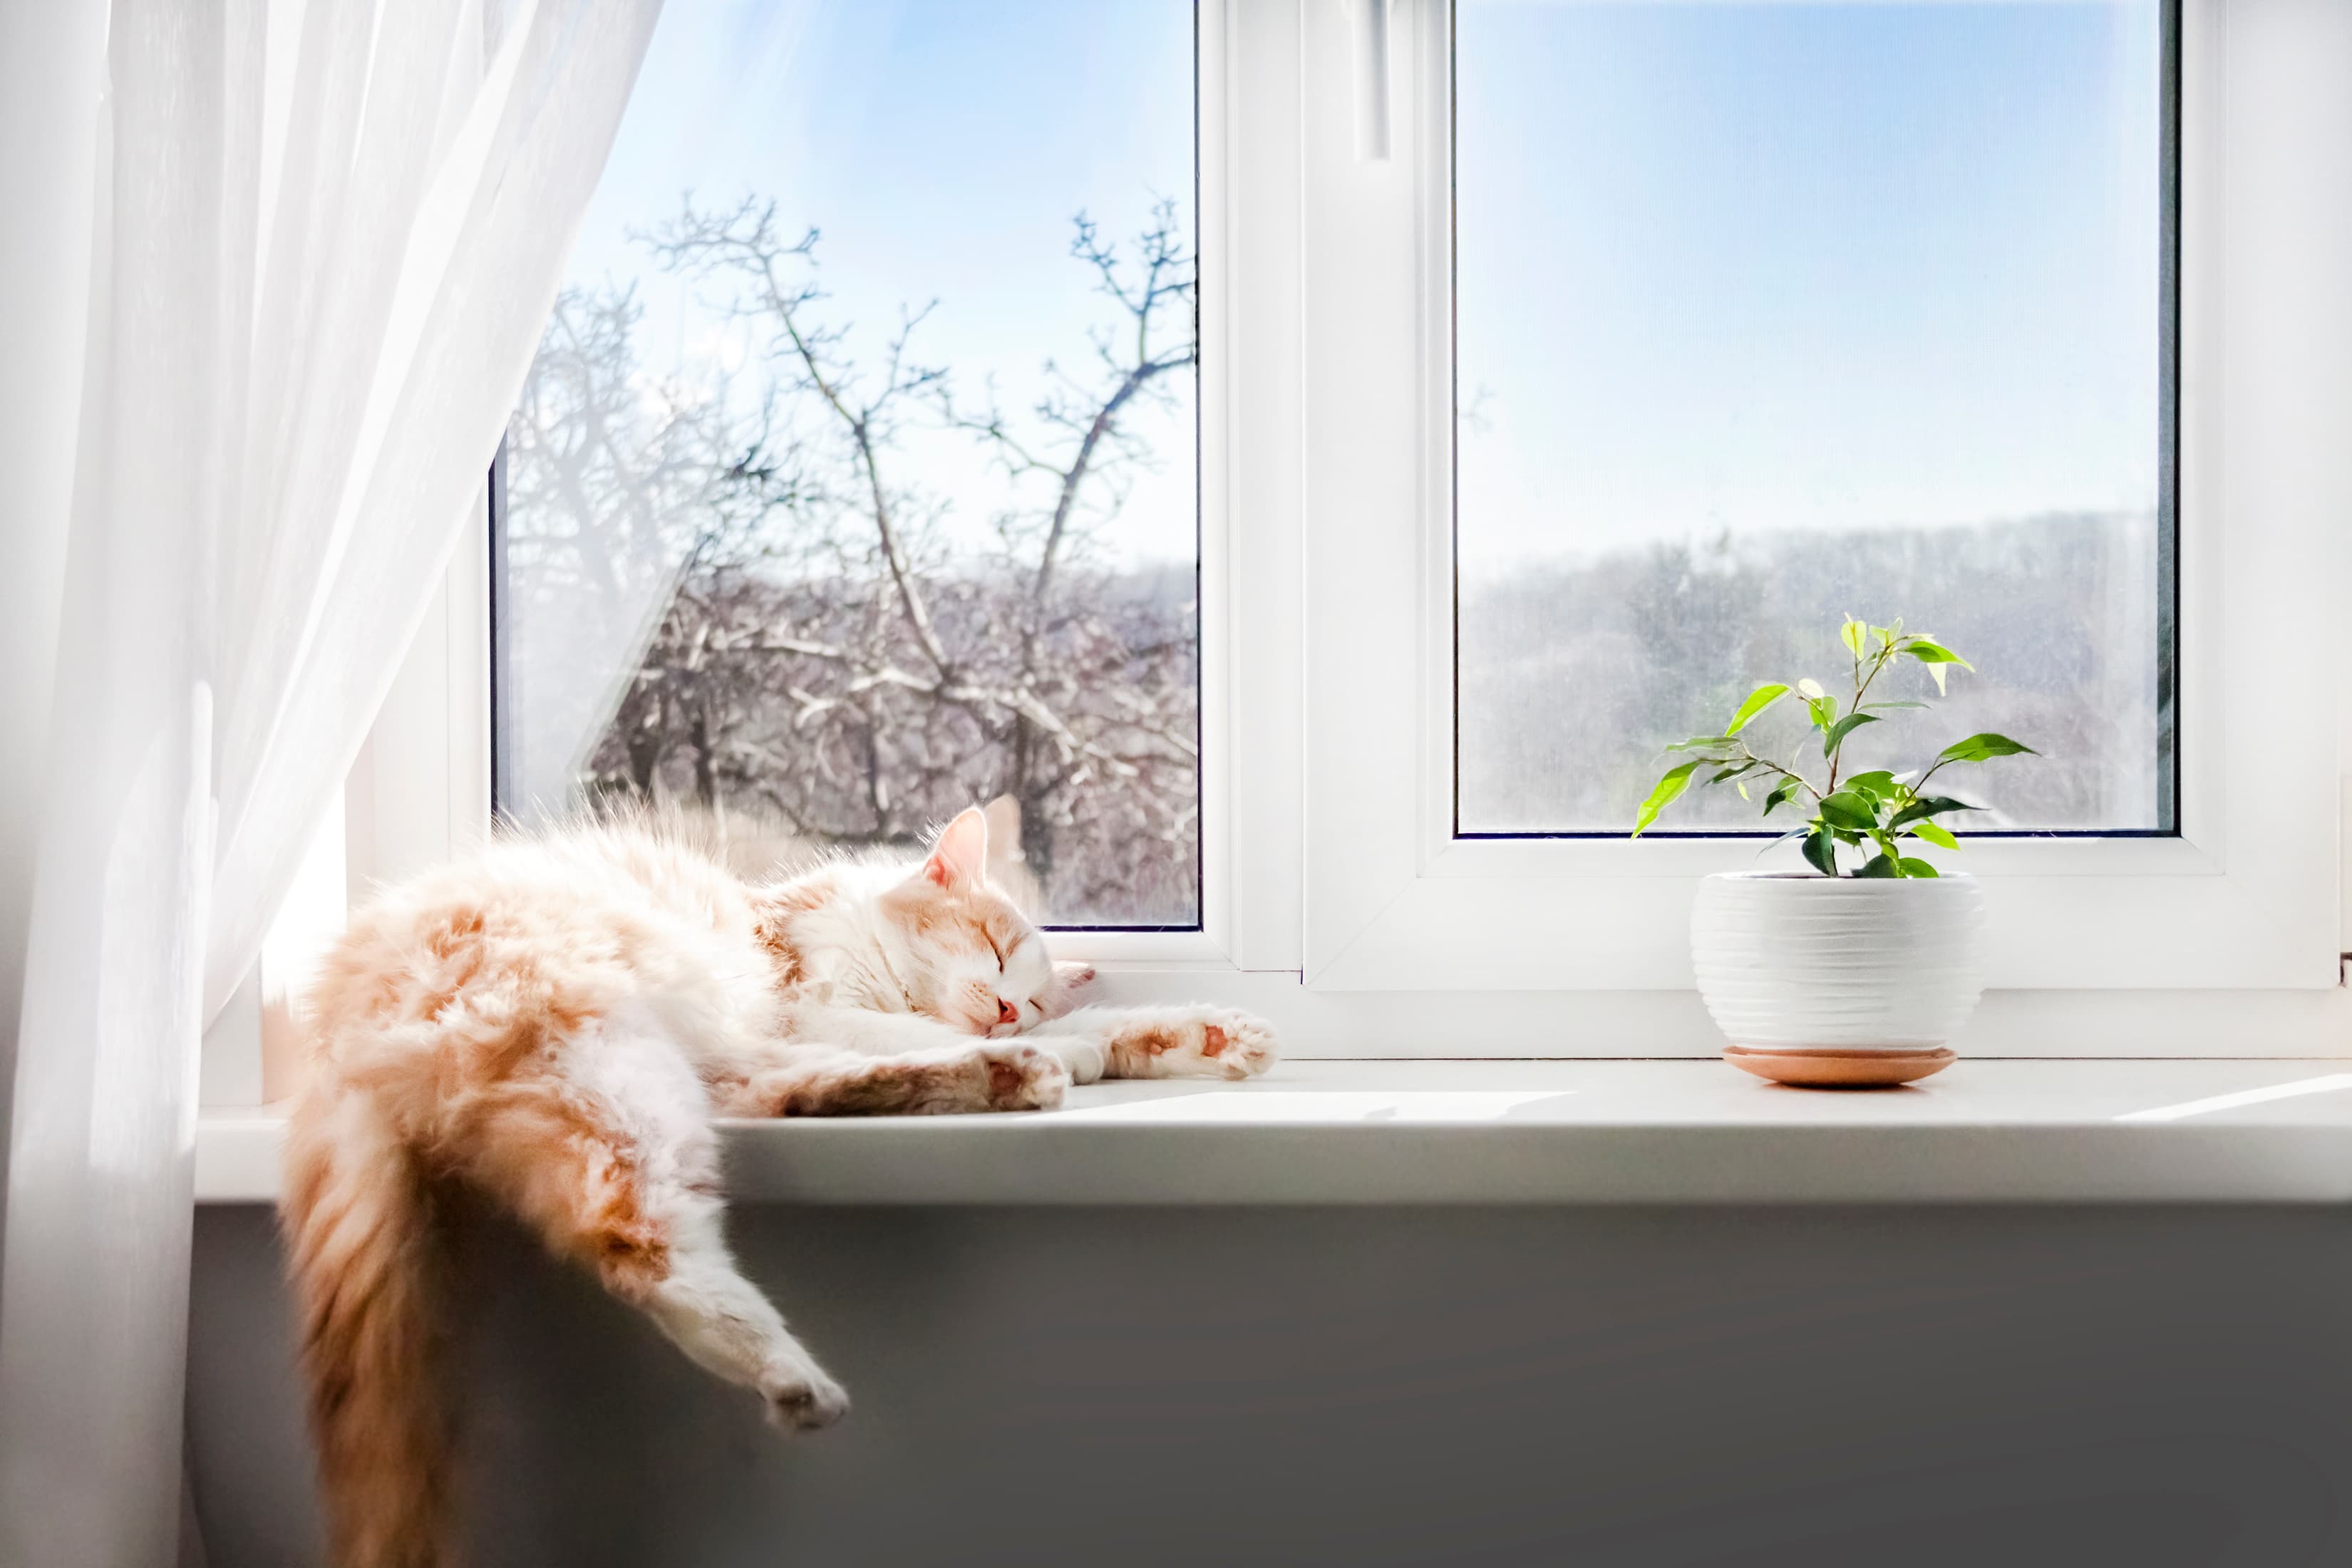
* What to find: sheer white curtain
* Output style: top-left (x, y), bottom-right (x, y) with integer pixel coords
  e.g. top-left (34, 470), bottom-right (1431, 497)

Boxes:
top-left (0, 1), bottom-right (661, 1561)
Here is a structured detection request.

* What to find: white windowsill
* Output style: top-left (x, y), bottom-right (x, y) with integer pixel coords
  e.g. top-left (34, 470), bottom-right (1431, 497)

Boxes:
top-left (196, 1058), bottom-right (2352, 1206)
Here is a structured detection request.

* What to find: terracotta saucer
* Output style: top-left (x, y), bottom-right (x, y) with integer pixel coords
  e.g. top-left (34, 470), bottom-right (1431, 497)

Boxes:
top-left (1723, 1046), bottom-right (1956, 1089)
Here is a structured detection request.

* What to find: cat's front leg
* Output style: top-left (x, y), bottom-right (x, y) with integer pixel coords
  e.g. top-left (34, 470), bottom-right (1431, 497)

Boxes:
top-left (1029, 1005), bottom-right (1278, 1082)
top-left (721, 1041), bottom-right (1070, 1116)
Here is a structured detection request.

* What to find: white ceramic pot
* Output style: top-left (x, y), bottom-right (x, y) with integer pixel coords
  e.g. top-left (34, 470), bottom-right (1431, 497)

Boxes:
top-left (1691, 872), bottom-right (1987, 1085)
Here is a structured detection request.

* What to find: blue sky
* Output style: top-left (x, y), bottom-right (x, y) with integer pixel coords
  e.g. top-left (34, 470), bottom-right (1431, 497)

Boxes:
top-left (556, 1), bottom-right (2165, 574)
top-left (564, 0), bottom-right (1198, 566)
top-left (1457, 0), bottom-right (2165, 570)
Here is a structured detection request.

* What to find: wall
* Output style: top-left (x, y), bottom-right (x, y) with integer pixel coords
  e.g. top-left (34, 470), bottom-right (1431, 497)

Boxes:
top-left (187, 1202), bottom-right (2352, 1566)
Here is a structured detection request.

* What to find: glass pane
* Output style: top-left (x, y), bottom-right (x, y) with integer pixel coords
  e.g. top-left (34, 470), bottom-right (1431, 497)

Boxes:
top-left (1455, 0), bottom-right (2173, 835)
top-left (496, 1), bottom-right (1200, 925)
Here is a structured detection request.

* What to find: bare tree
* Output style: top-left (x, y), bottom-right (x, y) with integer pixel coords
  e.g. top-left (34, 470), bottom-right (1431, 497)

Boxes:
top-left (950, 203), bottom-right (1197, 887)
top-left (503, 197), bottom-right (1200, 922)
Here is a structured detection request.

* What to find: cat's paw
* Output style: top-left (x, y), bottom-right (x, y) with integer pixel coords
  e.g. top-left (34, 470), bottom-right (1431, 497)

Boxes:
top-left (1040, 960), bottom-right (1098, 1020)
top-left (976, 1041), bottom-right (1070, 1111)
top-left (760, 1356), bottom-right (850, 1433)
top-left (1113, 1009), bottom-right (1279, 1080)
top-left (1195, 1011), bottom-right (1278, 1079)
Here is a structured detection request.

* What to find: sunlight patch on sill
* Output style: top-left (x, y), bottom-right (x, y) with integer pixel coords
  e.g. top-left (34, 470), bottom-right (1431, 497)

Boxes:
top-left (1047, 1090), bottom-right (1574, 1124)
top-left (2113, 1073), bottom-right (2352, 1123)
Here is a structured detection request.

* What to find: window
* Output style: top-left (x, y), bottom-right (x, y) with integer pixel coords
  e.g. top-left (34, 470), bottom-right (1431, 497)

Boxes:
top-left (1291, 0), bottom-right (2339, 1001)
top-left (1454, 0), bottom-right (2176, 839)
top-left (492, 1), bottom-right (1201, 928)
top-left (332, 0), bottom-right (2347, 1068)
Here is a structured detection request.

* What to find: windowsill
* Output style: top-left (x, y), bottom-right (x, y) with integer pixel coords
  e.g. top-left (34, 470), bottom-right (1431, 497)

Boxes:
top-left (196, 1057), bottom-right (2352, 1206)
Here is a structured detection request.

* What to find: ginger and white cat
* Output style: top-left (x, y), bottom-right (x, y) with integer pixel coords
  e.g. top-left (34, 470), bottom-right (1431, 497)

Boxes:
top-left (284, 806), bottom-right (1274, 1567)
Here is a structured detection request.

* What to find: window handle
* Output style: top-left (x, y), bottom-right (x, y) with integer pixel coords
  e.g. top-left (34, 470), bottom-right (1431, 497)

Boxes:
top-left (1352, 0), bottom-right (1392, 163)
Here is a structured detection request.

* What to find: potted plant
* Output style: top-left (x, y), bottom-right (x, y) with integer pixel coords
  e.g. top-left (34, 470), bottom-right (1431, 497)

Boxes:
top-left (1633, 617), bottom-right (2036, 1087)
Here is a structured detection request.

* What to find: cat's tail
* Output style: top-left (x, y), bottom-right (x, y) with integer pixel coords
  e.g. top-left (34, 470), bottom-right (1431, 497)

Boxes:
top-left (282, 1078), bottom-right (449, 1568)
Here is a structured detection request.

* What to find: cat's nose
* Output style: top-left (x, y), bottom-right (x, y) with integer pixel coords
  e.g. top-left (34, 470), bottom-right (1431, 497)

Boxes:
top-left (996, 997), bottom-right (1018, 1027)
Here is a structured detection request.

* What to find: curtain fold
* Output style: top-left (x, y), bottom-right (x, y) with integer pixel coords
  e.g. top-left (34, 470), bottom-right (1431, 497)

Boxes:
top-left (0, 1), bottom-right (661, 1560)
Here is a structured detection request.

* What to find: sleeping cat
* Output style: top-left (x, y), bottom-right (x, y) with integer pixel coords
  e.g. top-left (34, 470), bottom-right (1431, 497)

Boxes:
top-left (283, 805), bottom-right (1274, 1568)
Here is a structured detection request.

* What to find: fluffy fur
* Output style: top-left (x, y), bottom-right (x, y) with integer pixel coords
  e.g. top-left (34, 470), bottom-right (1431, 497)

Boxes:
top-left (282, 807), bottom-right (1273, 1567)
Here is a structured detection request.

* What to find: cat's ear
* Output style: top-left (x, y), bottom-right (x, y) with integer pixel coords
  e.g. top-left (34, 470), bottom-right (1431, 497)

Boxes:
top-left (981, 794), bottom-right (1023, 857)
top-left (920, 807), bottom-right (990, 890)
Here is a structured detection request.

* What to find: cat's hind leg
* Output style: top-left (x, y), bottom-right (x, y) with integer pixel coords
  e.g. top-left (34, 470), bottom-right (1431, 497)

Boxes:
top-left (450, 1009), bottom-right (847, 1429)
top-left (1028, 1005), bottom-right (1279, 1082)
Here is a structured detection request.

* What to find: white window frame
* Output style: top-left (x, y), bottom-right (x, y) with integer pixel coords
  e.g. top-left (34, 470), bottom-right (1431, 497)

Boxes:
top-left (1286, 0), bottom-right (2348, 1001)
top-left (281, 0), bottom-right (2352, 1084)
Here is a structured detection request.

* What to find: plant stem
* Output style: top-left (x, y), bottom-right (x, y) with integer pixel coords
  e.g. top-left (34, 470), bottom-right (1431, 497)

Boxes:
top-left (1736, 741), bottom-right (1823, 802)
top-left (1827, 643), bottom-right (1895, 794)
top-left (1855, 645), bottom-right (1891, 707)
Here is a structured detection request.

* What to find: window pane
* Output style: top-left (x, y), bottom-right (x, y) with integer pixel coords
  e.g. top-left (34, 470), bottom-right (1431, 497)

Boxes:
top-left (1455, 0), bottom-right (2173, 835)
top-left (496, 1), bottom-right (1200, 924)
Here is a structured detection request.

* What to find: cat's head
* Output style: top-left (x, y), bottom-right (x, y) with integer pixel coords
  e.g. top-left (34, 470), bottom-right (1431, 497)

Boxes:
top-left (877, 808), bottom-right (1094, 1037)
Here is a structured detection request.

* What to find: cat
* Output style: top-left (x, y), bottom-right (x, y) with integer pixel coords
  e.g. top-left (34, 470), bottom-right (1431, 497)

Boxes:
top-left (282, 805), bottom-right (1275, 1567)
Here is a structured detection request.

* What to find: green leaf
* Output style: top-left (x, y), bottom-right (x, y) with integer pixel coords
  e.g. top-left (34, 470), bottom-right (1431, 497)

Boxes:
top-left (1759, 780), bottom-right (1798, 818)
top-left (1708, 761), bottom-right (1760, 785)
top-left (1631, 762), bottom-right (1700, 837)
top-left (1854, 852), bottom-right (1900, 878)
top-left (1903, 639), bottom-right (1971, 697)
top-left (1666, 735), bottom-right (1735, 753)
top-left (1822, 711), bottom-right (1880, 756)
top-left (1887, 795), bottom-right (1976, 829)
top-left (1909, 820), bottom-right (1960, 851)
top-left (1840, 617), bottom-right (1868, 659)
top-left (1817, 790), bottom-right (1878, 830)
top-left (1795, 678), bottom-right (1826, 700)
top-left (1843, 770), bottom-right (1898, 800)
top-left (1936, 731), bottom-right (2037, 764)
top-left (1805, 696), bottom-right (1839, 731)
top-left (1899, 857), bottom-right (1941, 878)
top-left (1725, 683), bottom-right (1790, 736)
top-left (1801, 826), bottom-right (1840, 877)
